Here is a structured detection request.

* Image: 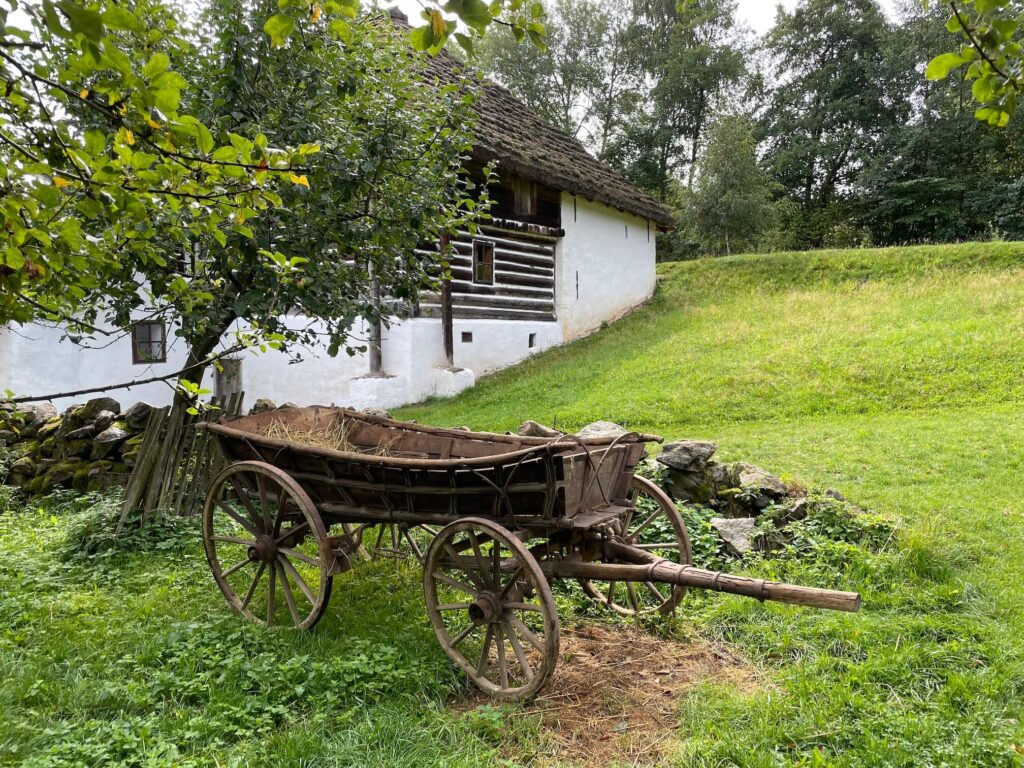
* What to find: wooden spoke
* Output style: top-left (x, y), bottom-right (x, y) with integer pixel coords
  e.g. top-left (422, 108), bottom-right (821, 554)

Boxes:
top-left (210, 535), bottom-right (254, 546)
top-left (434, 571), bottom-right (480, 597)
top-left (240, 563), bottom-right (265, 611)
top-left (504, 602), bottom-right (544, 612)
top-left (632, 510), bottom-right (661, 537)
top-left (504, 620), bottom-right (534, 682)
top-left (645, 581), bottom-right (667, 602)
top-left (232, 482), bottom-right (264, 531)
top-left (215, 500), bottom-right (259, 537)
top-left (500, 566), bottom-right (524, 599)
top-left (626, 582), bottom-right (642, 612)
top-left (278, 547), bottom-right (320, 567)
top-left (424, 517), bottom-right (558, 701)
top-left (256, 474), bottom-right (273, 532)
top-left (266, 564), bottom-right (276, 626)
top-left (437, 603), bottom-right (473, 611)
top-left (203, 461), bottom-right (332, 631)
top-left (279, 555), bottom-right (316, 604)
top-left (222, 557), bottom-right (252, 579)
top-left (506, 613), bottom-right (544, 652)
top-left (477, 624), bottom-right (495, 676)
top-left (494, 622), bottom-right (508, 689)
top-left (451, 622), bottom-right (476, 648)
top-left (277, 561), bottom-right (301, 625)
top-left (578, 475), bottom-right (693, 617)
top-left (443, 541), bottom-right (487, 591)
top-left (276, 520), bottom-right (308, 544)
top-left (467, 530), bottom-right (488, 579)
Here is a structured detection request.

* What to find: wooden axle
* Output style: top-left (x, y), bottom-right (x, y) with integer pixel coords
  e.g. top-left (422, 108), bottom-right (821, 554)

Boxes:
top-left (541, 538), bottom-right (862, 613)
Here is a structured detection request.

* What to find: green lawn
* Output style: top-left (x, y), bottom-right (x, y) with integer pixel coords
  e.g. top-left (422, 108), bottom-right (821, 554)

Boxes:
top-left (3, 242), bottom-right (1024, 766)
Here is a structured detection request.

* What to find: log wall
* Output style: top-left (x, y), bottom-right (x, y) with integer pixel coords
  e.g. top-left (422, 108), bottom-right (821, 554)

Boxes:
top-left (416, 220), bottom-right (562, 322)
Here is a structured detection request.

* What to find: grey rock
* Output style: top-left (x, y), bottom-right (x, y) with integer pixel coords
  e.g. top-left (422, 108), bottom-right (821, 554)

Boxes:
top-left (735, 463), bottom-right (787, 497)
top-left (0, 429), bottom-right (17, 443)
top-left (93, 410), bottom-right (117, 432)
top-left (64, 425), bottom-right (96, 440)
top-left (78, 397), bottom-right (122, 422)
top-left (657, 440), bottom-right (717, 472)
top-left (279, 402), bottom-right (300, 411)
top-left (21, 403), bottom-right (58, 422)
top-left (123, 401), bottom-right (156, 430)
top-left (777, 497), bottom-right (809, 524)
top-left (362, 407), bottom-right (392, 419)
top-left (518, 420), bottom-right (562, 438)
top-left (825, 488), bottom-right (846, 502)
top-left (576, 421), bottom-right (628, 439)
top-left (92, 426), bottom-right (130, 459)
top-left (710, 517), bottom-right (759, 556)
top-left (248, 398), bottom-right (276, 415)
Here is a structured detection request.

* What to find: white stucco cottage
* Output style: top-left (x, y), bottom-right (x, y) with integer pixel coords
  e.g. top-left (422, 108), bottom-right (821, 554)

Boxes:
top-left (0, 12), bottom-right (673, 412)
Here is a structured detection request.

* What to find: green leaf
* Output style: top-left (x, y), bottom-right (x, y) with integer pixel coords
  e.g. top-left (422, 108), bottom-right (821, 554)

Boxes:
top-left (410, 24), bottom-right (436, 51)
top-left (4, 247), bottom-right (25, 270)
top-left (329, 18), bottom-right (352, 44)
top-left (455, 32), bottom-right (474, 57)
top-left (457, 0), bottom-right (492, 34)
top-left (58, 0), bottom-right (104, 41)
top-left (263, 13), bottom-right (295, 47)
top-left (196, 124), bottom-right (215, 154)
top-left (143, 52), bottom-right (170, 79)
top-left (925, 52), bottom-right (965, 81)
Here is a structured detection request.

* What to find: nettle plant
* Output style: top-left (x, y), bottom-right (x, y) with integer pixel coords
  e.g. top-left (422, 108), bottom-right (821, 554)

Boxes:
top-left (0, 0), bottom-right (545, 405)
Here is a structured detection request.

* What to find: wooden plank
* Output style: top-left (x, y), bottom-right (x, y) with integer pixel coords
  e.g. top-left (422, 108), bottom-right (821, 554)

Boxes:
top-left (421, 292), bottom-right (554, 313)
top-left (419, 306), bottom-right (556, 321)
top-left (454, 230), bottom-right (556, 255)
top-left (449, 281), bottom-right (553, 300)
top-left (116, 406), bottom-right (169, 534)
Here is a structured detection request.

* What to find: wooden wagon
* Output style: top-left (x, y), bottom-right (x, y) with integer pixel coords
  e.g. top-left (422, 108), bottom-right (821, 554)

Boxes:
top-left (200, 407), bottom-right (861, 699)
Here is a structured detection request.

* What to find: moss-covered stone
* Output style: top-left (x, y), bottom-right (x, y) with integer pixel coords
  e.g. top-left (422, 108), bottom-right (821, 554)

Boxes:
top-left (36, 419), bottom-right (62, 441)
top-left (64, 439), bottom-right (93, 458)
top-left (39, 436), bottom-right (56, 457)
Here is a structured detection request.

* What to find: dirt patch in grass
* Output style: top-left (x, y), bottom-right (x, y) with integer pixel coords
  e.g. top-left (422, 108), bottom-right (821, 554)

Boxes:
top-left (457, 622), bottom-right (761, 767)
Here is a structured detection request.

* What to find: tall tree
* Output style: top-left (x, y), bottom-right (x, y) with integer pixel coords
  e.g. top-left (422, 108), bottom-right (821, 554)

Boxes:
top-left (760, 0), bottom-right (905, 222)
top-left (608, 0), bottom-right (745, 198)
top-left (692, 116), bottom-right (772, 255)
top-left (476, 0), bottom-right (636, 157)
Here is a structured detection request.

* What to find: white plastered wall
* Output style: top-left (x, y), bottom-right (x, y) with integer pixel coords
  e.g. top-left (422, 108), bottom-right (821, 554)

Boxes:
top-left (1, 195), bottom-right (655, 412)
top-left (555, 193), bottom-right (657, 340)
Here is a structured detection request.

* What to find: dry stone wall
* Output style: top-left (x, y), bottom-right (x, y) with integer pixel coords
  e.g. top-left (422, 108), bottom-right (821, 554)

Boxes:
top-left (0, 397), bottom-right (157, 494)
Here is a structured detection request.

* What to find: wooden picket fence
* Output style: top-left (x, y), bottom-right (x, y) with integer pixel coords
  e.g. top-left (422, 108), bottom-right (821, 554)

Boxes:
top-left (116, 392), bottom-right (244, 533)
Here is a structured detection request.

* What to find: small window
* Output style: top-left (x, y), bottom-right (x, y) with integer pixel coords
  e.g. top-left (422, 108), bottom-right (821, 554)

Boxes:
top-left (132, 321), bottom-right (166, 364)
top-left (461, 331), bottom-right (473, 343)
top-left (472, 240), bottom-right (494, 285)
top-left (528, 333), bottom-right (537, 349)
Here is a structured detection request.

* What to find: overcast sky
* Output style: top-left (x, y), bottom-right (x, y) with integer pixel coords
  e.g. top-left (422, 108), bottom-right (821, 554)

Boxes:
top-left (390, 0), bottom-right (900, 37)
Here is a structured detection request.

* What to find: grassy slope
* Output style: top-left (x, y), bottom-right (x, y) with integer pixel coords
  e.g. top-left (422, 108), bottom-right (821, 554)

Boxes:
top-left (1, 242), bottom-right (1023, 767)
top-left (399, 242), bottom-right (1024, 765)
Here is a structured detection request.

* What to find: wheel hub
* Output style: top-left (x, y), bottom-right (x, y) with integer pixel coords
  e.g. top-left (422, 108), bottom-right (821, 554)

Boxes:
top-left (468, 591), bottom-right (503, 625)
top-left (247, 535), bottom-right (278, 563)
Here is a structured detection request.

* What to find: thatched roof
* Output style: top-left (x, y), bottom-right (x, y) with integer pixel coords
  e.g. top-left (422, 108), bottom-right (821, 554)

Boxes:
top-left (390, 10), bottom-right (674, 228)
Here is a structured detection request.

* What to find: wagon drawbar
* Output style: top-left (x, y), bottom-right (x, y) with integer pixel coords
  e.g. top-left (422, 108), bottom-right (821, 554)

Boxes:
top-left (199, 406), bottom-right (861, 699)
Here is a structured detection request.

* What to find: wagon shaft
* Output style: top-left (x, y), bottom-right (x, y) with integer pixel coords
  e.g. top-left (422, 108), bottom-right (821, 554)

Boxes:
top-left (541, 537), bottom-right (862, 613)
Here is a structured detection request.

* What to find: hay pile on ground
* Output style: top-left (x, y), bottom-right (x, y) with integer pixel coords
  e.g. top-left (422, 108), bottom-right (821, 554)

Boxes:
top-left (458, 623), bottom-right (761, 766)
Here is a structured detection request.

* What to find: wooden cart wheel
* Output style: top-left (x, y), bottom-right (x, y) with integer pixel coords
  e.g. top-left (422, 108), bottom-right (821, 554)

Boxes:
top-left (202, 460), bottom-right (333, 630)
top-left (424, 517), bottom-right (559, 700)
top-left (580, 475), bottom-right (693, 616)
